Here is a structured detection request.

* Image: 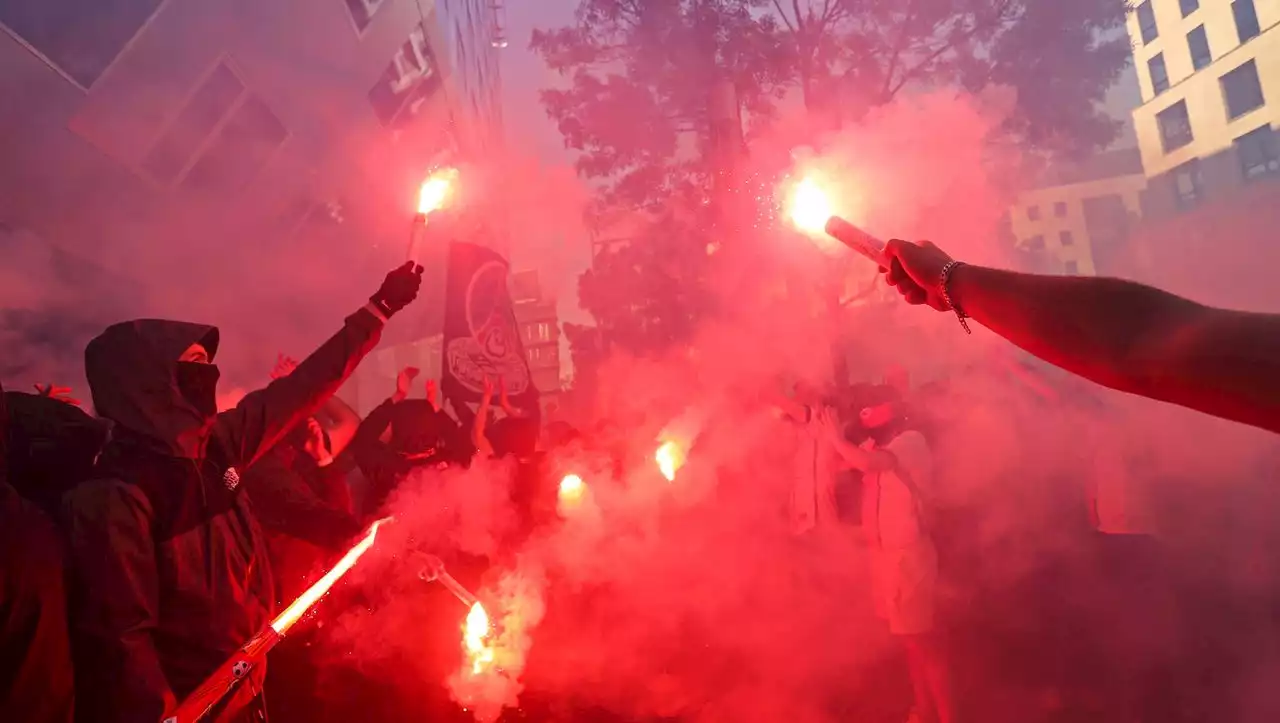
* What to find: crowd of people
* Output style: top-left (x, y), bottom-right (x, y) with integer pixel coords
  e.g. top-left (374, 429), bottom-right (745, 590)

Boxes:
top-left (4, 238), bottom-right (1280, 723)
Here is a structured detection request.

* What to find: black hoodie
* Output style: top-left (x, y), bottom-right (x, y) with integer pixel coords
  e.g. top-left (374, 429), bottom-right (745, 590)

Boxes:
top-left (0, 383), bottom-right (76, 723)
top-left (62, 309), bottom-right (382, 723)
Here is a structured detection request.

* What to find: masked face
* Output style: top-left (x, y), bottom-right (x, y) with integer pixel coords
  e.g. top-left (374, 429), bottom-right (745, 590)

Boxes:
top-left (175, 361), bottom-right (221, 418)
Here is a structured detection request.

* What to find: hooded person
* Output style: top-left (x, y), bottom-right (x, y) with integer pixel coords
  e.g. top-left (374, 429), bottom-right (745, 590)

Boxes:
top-left (3, 388), bottom-right (109, 518)
top-left (60, 262), bottom-right (423, 723)
top-left (1, 382), bottom-right (77, 723)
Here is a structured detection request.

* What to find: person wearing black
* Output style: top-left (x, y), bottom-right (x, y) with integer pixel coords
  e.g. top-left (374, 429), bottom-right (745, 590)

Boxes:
top-left (0, 382), bottom-right (76, 723)
top-left (61, 262), bottom-right (422, 723)
top-left (351, 369), bottom-right (466, 515)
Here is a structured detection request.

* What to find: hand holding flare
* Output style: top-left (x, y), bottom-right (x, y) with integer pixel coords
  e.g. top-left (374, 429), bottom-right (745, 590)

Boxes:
top-left (786, 175), bottom-right (886, 265)
top-left (408, 167), bottom-right (458, 261)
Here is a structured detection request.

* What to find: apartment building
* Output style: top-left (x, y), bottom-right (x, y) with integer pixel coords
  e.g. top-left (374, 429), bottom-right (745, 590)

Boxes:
top-left (1007, 150), bottom-right (1148, 276)
top-left (1129, 0), bottom-right (1280, 214)
top-left (510, 269), bottom-right (562, 399)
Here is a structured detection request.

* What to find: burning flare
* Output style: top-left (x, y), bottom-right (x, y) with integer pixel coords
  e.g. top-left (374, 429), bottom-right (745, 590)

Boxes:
top-left (788, 175), bottom-right (834, 234)
top-left (271, 517), bottom-right (392, 635)
top-left (464, 601), bottom-right (496, 675)
top-left (417, 168), bottom-right (457, 215)
top-left (558, 473), bottom-right (586, 504)
top-left (655, 441), bottom-right (685, 482)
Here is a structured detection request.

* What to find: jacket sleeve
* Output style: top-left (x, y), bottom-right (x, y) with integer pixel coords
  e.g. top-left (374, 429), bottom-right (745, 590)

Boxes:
top-left (218, 307), bottom-right (384, 469)
top-left (246, 456), bottom-right (362, 549)
top-left (350, 399), bottom-right (402, 494)
top-left (62, 479), bottom-right (174, 722)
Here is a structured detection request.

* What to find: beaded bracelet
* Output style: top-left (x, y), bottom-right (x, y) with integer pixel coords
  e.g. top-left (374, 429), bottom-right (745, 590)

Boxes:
top-left (939, 260), bottom-right (972, 335)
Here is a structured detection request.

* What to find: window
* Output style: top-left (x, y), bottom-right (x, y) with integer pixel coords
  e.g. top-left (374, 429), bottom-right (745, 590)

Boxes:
top-left (1233, 0), bottom-right (1261, 43)
top-left (1157, 101), bottom-right (1194, 152)
top-left (182, 94), bottom-right (287, 194)
top-left (1060, 231), bottom-right (1075, 247)
top-left (0, 0), bottom-right (162, 87)
top-left (1188, 26), bottom-right (1212, 71)
top-left (1027, 205), bottom-right (1041, 221)
top-left (1149, 54), bottom-right (1170, 95)
top-left (1064, 261), bottom-right (1080, 275)
top-left (1235, 125), bottom-right (1280, 180)
top-left (344, 0), bottom-right (386, 32)
top-left (1054, 202), bottom-right (1068, 218)
top-left (1024, 235), bottom-right (1045, 251)
top-left (1222, 60), bottom-right (1265, 119)
top-left (536, 322), bottom-right (552, 342)
top-left (1180, 0), bottom-right (1199, 16)
top-left (369, 24), bottom-right (443, 127)
top-left (1137, 2), bottom-right (1159, 45)
top-left (1172, 159), bottom-right (1204, 209)
top-left (142, 63), bottom-right (246, 183)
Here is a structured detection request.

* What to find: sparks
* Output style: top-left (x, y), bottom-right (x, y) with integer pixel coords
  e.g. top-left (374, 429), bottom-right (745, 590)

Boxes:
top-left (417, 168), bottom-right (457, 215)
top-left (655, 441), bottom-right (685, 482)
top-left (788, 176), bottom-right (833, 235)
top-left (271, 517), bottom-right (392, 635)
top-left (464, 601), bottom-right (496, 675)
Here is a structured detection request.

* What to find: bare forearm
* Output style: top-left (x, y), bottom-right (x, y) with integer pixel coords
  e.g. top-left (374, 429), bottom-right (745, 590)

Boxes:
top-left (828, 437), bottom-right (894, 473)
top-left (950, 266), bottom-right (1196, 395)
top-left (950, 265), bottom-right (1280, 432)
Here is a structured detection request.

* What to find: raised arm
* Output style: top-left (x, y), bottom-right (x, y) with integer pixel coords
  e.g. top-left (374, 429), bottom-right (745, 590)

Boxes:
top-left (812, 407), bottom-right (897, 473)
top-left (473, 376), bottom-right (495, 458)
top-left (883, 240), bottom-right (1280, 434)
top-left (216, 263), bottom-right (422, 467)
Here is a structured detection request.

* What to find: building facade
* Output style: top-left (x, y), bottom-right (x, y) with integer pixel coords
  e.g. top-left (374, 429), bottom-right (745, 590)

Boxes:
top-left (1007, 150), bottom-right (1149, 277)
top-left (1129, 0), bottom-right (1280, 214)
top-left (0, 0), bottom-right (504, 382)
top-left (509, 269), bottom-right (562, 399)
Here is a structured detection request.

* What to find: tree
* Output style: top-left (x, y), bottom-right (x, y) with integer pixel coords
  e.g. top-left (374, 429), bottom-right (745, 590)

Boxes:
top-left (535, 0), bottom-right (1132, 352)
top-left (578, 206), bottom-right (715, 354)
top-left (532, 0), bottom-right (790, 211)
top-left (765, 1), bottom-right (1132, 154)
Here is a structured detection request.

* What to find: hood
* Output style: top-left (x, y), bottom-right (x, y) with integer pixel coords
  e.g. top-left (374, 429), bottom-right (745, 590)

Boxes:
top-left (85, 319), bottom-right (220, 458)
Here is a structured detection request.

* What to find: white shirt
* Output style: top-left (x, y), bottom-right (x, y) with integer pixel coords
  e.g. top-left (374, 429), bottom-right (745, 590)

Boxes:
top-left (862, 430), bottom-right (932, 550)
top-left (790, 405), bottom-right (841, 535)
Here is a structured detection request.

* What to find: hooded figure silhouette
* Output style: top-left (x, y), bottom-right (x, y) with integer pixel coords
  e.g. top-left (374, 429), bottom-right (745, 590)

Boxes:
top-left (61, 262), bottom-right (421, 723)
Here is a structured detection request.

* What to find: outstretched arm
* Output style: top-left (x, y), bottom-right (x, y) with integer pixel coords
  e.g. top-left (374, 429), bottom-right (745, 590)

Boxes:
top-left (216, 263), bottom-right (422, 467)
top-left (883, 240), bottom-right (1280, 434)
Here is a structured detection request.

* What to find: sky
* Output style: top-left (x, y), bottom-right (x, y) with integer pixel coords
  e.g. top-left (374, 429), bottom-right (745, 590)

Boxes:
top-left (498, 0), bottom-right (591, 325)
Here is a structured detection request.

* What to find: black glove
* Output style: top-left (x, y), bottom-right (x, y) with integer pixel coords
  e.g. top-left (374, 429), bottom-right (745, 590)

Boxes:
top-left (370, 261), bottom-right (424, 317)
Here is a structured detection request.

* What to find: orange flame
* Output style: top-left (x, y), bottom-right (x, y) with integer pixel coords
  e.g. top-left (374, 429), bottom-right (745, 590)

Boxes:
top-left (270, 517), bottom-right (391, 635)
top-left (464, 601), bottom-right (495, 675)
top-left (558, 473), bottom-right (586, 504)
top-left (655, 441), bottom-right (685, 482)
top-left (417, 168), bottom-right (457, 215)
top-left (788, 176), bottom-right (833, 234)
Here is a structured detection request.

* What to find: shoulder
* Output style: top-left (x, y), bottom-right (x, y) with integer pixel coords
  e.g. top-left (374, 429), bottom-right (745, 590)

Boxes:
top-left (63, 476), bottom-right (154, 518)
top-left (886, 430), bottom-right (931, 469)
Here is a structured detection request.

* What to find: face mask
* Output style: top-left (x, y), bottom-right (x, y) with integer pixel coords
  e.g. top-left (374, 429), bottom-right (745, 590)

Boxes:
top-left (175, 362), bottom-right (221, 418)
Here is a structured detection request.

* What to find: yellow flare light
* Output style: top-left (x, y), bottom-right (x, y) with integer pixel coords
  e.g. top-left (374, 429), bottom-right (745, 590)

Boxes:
top-left (558, 474), bottom-right (586, 504)
top-left (464, 601), bottom-right (496, 675)
top-left (655, 441), bottom-right (685, 482)
top-left (788, 176), bottom-right (834, 235)
top-left (271, 517), bottom-right (391, 635)
top-left (417, 168), bottom-right (457, 215)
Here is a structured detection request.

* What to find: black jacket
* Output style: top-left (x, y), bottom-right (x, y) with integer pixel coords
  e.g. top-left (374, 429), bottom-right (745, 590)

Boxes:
top-left (62, 309), bottom-right (382, 723)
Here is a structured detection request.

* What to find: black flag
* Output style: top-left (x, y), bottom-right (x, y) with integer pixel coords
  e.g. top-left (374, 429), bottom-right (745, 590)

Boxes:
top-left (440, 242), bottom-right (538, 414)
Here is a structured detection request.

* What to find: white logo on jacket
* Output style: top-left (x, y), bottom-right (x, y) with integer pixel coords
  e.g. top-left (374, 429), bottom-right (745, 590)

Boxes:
top-left (223, 467), bottom-right (241, 491)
